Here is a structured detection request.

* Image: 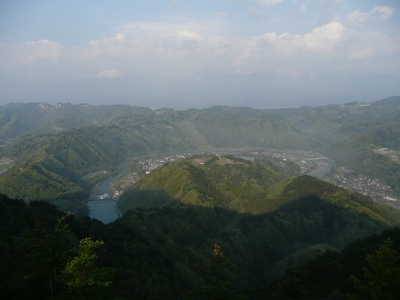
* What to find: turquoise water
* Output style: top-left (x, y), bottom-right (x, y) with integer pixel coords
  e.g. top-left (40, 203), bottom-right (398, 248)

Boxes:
top-left (88, 201), bottom-right (120, 224)
top-left (309, 159), bottom-right (334, 178)
top-left (88, 161), bottom-right (129, 223)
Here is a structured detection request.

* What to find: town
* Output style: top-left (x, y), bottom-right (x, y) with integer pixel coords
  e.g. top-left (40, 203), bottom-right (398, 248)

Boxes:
top-left (109, 150), bottom-right (399, 209)
top-left (330, 166), bottom-right (399, 208)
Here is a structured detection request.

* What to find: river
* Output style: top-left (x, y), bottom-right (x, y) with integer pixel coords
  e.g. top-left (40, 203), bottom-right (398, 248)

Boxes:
top-left (308, 158), bottom-right (334, 178)
top-left (88, 161), bottom-right (129, 223)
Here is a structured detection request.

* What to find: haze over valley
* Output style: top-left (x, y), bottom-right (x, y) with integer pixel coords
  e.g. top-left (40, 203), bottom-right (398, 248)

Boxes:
top-left (1, 1), bottom-right (400, 299)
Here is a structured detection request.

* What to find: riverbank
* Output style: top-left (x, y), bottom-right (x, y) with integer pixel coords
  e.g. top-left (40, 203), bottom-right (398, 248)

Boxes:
top-left (88, 161), bottom-right (130, 223)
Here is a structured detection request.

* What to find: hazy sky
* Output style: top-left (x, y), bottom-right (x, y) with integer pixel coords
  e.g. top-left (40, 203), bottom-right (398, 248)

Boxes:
top-left (1, 0), bottom-right (399, 108)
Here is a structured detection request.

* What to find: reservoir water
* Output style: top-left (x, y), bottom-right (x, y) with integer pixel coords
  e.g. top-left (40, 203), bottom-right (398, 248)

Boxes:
top-left (308, 158), bottom-right (334, 178)
top-left (88, 161), bottom-right (128, 223)
top-left (88, 201), bottom-right (120, 224)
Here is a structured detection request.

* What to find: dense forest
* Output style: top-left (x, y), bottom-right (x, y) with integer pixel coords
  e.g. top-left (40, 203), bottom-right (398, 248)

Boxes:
top-left (1, 185), bottom-right (399, 299)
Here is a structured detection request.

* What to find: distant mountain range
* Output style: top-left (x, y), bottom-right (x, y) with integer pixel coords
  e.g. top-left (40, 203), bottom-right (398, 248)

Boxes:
top-left (2, 71), bottom-right (400, 109)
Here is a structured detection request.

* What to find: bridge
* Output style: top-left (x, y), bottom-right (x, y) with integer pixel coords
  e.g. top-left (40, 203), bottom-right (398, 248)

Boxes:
top-left (86, 198), bottom-right (114, 204)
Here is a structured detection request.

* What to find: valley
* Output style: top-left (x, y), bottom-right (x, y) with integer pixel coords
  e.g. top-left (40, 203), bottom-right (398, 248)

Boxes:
top-left (1, 97), bottom-right (400, 299)
top-left (92, 146), bottom-right (398, 223)
top-left (1, 98), bottom-right (400, 216)
top-left (2, 1), bottom-right (400, 297)
top-left (90, 149), bottom-right (330, 223)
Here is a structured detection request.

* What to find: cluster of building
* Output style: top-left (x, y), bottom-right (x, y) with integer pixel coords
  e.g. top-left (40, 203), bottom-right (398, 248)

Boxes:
top-left (138, 153), bottom-right (193, 174)
top-left (111, 153), bottom-right (194, 199)
top-left (262, 149), bottom-right (325, 174)
top-left (333, 173), bottom-right (396, 203)
top-left (374, 147), bottom-right (399, 162)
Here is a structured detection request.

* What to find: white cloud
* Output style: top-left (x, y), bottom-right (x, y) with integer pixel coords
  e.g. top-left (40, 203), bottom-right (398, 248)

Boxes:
top-left (253, 21), bottom-right (344, 54)
top-left (371, 6), bottom-right (394, 20)
top-left (160, 30), bottom-right (205, 58)
top-left (95, 69), bottom-right (122, 78)
top-left (5, 39), bottom-right (64, 64)
top-left (90, 33), bottom-right (126, 46)
top-left (344, 9), bottom-right (369, 27)
top-left (299, 4), bottom-right (307, 12)
top-left (24, 39), bottom-right (64, 62)
top-left (1, 7), bottom-right (397, 89)
top-left (256, 31), bottom-right (302, 53)
top-left (348, 49), bottom-right (374, 59)
top-left (303, 21), bottom-right (344, 51)
top-left (255, 0), bottom-right (284, 7)
top-left (175, 30), bottom-right (204, 42)
top-left (245, 0), bottom-right (284, 17)
top-left (86, 33), bottom-right (127, 57)
top-left (207, 37), bottom-right (232, 55)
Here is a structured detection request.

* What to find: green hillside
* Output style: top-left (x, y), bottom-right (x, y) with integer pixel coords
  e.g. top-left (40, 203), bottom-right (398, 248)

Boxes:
top-left (2, 169), bottom-right (400, 299)
top-left (323, 118), bottom-right (400, 193)
top-left (0, 108), bottom-right (319, 206)
top-left (166, 107), bottom-right (321, 149)
top-left (119, 155), bottom-right (400, 226)
top-left (268, 96), bottom-right (400, 140)
top-left (119, 155), bottom-right (292, 214)
top-left (0, 102), bottom-right (158, 139)
top-left (1, 97), bottom-right (400, 213)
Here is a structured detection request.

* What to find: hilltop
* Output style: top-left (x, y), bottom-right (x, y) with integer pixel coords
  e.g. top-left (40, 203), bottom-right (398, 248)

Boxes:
top-left (0, 96), bottom-right (399, 213)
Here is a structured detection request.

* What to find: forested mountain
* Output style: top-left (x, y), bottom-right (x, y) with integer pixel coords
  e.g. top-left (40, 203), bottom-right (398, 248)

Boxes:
top-left (323, 118), bottom-right (400, 193)
top-left (2, 96), bottom-right (398, 144)
top-left (0, 107), bottom-right (318, 209)
top-left (1, 95), bottom-right (400, 299)
top-left (1, 172), bottom-right (399, 299)
top-left (0, 97), bottom-right (399, 212)
top-left (0, 102), bottom-right (157, 139)
top-left (118, 155), bottom-right (292, 214)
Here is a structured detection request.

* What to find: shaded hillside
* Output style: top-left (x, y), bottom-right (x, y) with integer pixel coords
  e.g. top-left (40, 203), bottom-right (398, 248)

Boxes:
top-left (2, 179), bottom-right (400, 299)
top-left (258, 227), bottom-right (400, 299)
top-left (115, 196), bottom-right (399, 295)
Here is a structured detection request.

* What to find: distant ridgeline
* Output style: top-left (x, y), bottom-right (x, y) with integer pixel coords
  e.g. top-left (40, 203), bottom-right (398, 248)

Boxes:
top-left (0, 96), bottom-right (399, 213)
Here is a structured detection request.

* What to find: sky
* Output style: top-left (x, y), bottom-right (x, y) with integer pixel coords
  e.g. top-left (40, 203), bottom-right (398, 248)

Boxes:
top-left (1, 0), bottom-right (399, 108)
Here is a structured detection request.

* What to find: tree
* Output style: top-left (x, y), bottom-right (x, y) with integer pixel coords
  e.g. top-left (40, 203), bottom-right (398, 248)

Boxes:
top-left (61, 237), bottom-right (116, 299)
top-left (25, 214), bottom-right (73, 298)
top-left (195, 244), bottom-right (242, 300)
top-left (350, 238), bottom-right (400, 299)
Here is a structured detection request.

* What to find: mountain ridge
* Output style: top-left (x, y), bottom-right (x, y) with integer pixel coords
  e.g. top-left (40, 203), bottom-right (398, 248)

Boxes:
top-left (0, 96), bottom-right (399, 213)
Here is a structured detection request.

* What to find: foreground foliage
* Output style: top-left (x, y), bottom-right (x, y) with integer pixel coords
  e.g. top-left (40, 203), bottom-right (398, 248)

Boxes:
top-left (1, 187), bottom-right (399, 299)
